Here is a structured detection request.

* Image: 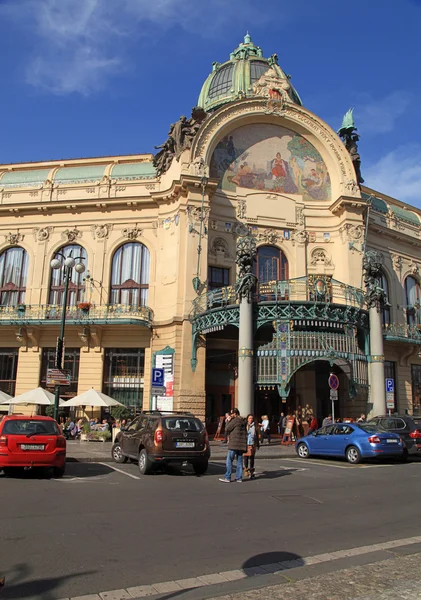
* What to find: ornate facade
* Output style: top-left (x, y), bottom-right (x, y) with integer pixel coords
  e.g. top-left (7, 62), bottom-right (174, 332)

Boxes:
top-left (1, 35), bottom-right (421, 423)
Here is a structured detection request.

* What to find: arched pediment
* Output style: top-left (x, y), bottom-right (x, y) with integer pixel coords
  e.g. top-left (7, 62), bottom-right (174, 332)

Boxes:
top-left (189, 98), bottom-right (360, 201)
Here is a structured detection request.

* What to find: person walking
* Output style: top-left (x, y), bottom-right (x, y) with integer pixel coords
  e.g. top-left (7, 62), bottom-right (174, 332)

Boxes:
top-left (219, 408), bottom-right (247, 483)
top-left (322, 414), bottom-right (333, 427)
top-left (260, 415), bottom-right (271, 444)
top-left (278, 412), bottom-right (286, 438)
top-left (244, 414), bottom-right (259, 479)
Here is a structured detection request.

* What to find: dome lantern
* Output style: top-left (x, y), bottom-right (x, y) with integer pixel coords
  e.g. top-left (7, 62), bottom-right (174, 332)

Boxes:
top-left (197, 34), bottom-right (302, 113)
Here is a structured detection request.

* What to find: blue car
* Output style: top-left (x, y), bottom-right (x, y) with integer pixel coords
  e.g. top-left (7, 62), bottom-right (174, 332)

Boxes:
top-left (296, 422), bottom-right (404, 464)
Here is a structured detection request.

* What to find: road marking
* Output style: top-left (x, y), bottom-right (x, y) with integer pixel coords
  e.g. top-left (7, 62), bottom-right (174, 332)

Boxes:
top-left (282, 458), bottom-right (394, 469)
top-left (99, 462), bottom-right (141, 480)
top-left (68, 533), bottom-right (421, 600)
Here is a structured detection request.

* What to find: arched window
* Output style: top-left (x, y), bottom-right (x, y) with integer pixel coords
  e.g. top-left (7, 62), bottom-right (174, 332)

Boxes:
top-left (110, 243), bottom-right (150, 306)
top-left (405, 275), bottom-right (421, 326)
top-left (0, 247), bottom-right (28, 305)
top-left (379, 271), bottom-right (390, 326)
top-left (256, 246), bottom-right (288, 282)
top-left (49, 244), bottom-right (88, 306)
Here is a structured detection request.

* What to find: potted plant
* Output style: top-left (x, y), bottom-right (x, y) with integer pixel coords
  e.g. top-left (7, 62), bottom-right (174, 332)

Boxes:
top-left (80, 422), bottom-right (91, 441)
top-left (77, 302), bottom-right (91, 313)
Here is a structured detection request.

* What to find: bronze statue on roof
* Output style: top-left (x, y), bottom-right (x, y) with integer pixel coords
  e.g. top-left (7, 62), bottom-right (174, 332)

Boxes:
top-left (338, 107), bottom-right (364, 185)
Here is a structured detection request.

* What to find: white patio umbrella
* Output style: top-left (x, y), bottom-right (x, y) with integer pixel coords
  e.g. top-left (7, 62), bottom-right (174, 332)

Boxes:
top-left (0, 390), bottom-right (12, 404)
top-left (62, 388), bottom-right (124, 408)
top-left (0, 386), bottom-right (66, 406)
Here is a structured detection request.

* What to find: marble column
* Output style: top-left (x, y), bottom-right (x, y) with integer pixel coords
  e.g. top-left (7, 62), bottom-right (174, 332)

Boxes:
top-left (235, 234), bottom-right (257, 418)
top-left (238, 297), bottom-right (254, 417)
top-left (369, 305), bottom-right (386, 417)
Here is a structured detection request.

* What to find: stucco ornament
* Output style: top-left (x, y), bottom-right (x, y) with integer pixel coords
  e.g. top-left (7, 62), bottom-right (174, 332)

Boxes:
top-left (5, 232), bottom-right (24, 245)
top-left (258, 229), bottom-right (279, 245)
top-left (33, 227), bottom-right (52, 242)
top-left (210, 237), bottom-right (230, 257)
top-left (294, 230), bottom-right (308, 244)
top-left (363, 250), bottom-right (387, 311)
top-left (62, 228), bottom-right (81, 242)
top-left (122, 226), bottom-right (142, 240)
top-left (91, 224), bottom-right (112, 240)
top-left (237, 199), bottom-right (247, 219)
top-left (235, 234), bottom-right (257, 302)
top-left (391, 253), bottom-right (403, 271)
top-left (409, 260), bottom-right (419, 275)
top-left (252, 67), bottom-right (291, 116)
top-left (310, 248), bottom-right (332, 266)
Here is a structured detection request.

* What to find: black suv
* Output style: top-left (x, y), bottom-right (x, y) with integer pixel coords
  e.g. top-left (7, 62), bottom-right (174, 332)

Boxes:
top-left (367, 415), bottom-right (421, 457)
top-left (112, 411), bottom-right (211, 475)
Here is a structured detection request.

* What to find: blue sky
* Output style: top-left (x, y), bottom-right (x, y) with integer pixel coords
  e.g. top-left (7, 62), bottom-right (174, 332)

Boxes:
top-left (0, 0), bottom-right (420, 205)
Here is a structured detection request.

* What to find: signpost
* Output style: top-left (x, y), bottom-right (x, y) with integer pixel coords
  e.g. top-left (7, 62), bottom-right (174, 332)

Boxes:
top-left (328, 374), bottom-right (339, 423)
top-left (151, 368), bottom-right (165, 410)
top-left (46, 368), bottom-right (71, 387)
top-left (385, 379), bottom-right (395, 413)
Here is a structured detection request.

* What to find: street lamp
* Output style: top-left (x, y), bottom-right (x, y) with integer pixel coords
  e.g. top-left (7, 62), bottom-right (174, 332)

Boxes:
top-left (50, 252), bottom-right (86, 421)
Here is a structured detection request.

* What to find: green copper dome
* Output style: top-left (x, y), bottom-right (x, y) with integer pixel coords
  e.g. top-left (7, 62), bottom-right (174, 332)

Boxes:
top-left (198, 34), bottom-right (303, 112)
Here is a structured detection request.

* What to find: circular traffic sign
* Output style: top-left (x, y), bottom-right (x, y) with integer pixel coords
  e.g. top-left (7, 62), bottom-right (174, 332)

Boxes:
top-left (328, 373), bottom-right (339, 390)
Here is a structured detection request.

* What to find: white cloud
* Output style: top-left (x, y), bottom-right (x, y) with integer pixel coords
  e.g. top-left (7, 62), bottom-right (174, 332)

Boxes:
top-left (364, 145), bottom-right (421, 207)
top-left (355, 91), bottom-right (412, 134)
top-left (1, 0), bottom-right (271, 95)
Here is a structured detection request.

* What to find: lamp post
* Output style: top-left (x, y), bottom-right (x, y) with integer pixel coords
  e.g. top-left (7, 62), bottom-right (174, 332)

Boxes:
top-left (50, 253), bottom-right (86, 421)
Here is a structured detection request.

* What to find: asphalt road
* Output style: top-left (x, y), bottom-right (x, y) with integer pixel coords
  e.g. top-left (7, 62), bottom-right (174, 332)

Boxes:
top-left (1, 456), bottom-right (421, 600)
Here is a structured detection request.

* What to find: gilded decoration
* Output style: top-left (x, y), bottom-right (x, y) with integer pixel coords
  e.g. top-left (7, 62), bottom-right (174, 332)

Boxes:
top-left (371, 355), bottom-right (385, 362)
top-left (238, 347), bottom-right (254, 359)
top-left (210, 123), bottom-right (331, 201)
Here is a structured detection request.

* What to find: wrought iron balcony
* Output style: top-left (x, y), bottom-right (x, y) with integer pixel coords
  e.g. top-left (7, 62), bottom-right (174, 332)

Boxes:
top-left (0, 303), bottom-right (154, 327)
top-left (383, 323), bottom-right (421, 344)
top-left (191, 277), bottom-right (366, 317)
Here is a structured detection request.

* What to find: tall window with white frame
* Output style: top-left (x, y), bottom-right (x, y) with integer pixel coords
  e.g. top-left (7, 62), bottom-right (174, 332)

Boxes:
top-left (110, 242), bottom-right (150, 306)
top-left (405, 275), bottom-right (421, 326)
top-left (0, 247), bottom-right (28, 306)
top-left (49, 244), bottom-right (88, 306)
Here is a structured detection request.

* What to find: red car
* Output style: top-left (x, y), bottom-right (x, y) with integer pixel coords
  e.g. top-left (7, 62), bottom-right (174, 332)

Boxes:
top-left (0, 415), bottom-right (66, 477)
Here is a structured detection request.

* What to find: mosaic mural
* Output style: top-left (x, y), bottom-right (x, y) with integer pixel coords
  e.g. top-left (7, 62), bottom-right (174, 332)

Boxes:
top-left (210, 123), bottom-right (331, 201)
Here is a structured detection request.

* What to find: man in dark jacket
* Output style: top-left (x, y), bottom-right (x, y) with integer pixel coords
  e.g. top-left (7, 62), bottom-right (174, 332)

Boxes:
top-left (219, 408), bottom-right (247, 483)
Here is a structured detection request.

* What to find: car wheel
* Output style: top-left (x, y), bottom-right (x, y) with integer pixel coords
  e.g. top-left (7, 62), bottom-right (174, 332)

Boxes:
top-left (346, 445), bottom-right (362, 464)
top-left (138, 449), bottom-right (152, 475)
top-left (193, 461), bottom-right (209, 475)
top-left (112, 443), bottom-right (128, 464)
top-left (52, 466), bottom-right (66, 478)
top-left (297, 443), bottom-right (310, 459)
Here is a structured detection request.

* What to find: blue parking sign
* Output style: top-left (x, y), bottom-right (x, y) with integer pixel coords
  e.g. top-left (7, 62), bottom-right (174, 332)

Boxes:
top-left (385, 378), bottom-right (394, 393)
top-left (152, 368), bottom-right (164, 386)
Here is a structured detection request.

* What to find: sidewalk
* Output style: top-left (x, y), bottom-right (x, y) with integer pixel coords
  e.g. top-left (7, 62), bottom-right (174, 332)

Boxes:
top-left (66, 440), bottom-right (296, 463)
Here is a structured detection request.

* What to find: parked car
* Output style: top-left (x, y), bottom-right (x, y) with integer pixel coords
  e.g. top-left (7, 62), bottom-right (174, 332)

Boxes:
top-left (112, 411), bottom-right (211, 475)
top-left (367, 415), bottom-right (421, 458)
top-left (0, 415), bottom-right (66, 477)
top-left (296, 422), bottom-right (404, 464)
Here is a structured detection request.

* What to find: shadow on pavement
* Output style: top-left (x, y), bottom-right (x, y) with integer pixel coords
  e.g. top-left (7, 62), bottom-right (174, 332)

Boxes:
top-left (0, 562), bottom-right (96, 599)
top-left (0, 463), bottom-right (115, 480)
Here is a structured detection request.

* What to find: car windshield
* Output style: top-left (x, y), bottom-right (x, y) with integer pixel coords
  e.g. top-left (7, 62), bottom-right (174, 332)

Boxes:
top-left (358, 423), bottom-right (386, 434)
top-left (163, 418), bottom-right (202, 432)
top-left (3, 419), bottom-right (59, 435)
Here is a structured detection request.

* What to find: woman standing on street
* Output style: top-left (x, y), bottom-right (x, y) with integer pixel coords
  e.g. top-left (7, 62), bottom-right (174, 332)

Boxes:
top-left (244, 414), bottom-right (259, 479)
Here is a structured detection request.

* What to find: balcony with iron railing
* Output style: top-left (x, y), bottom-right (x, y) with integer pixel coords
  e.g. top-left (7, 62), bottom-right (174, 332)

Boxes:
top-left (383, 322), bottom-right (421, 344)
top-left (0, 303), bottom-right (154, 327)
top-left (191, 277), bottom-right (366, 317)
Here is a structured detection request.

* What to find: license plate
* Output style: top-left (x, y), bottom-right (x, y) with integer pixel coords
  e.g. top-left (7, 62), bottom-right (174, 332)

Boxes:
top-left (175, 442), bottom-right (195, 448)
top-left (21, 444), bottom-right (45, 451)
top-left (386, 439), bottom-right (398, 443)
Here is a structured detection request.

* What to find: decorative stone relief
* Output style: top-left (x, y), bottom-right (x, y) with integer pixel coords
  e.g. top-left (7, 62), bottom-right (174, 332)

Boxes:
top-left (310, 248), bottom-right (333, 267)
top-left (344, 179), bottom-right (359, 194)
top-left (62, 228), bottom-right (82, 243)
top-left (363, 250), bottom-right (387, 311)
top-left (5, 232), bottom-right (24, 245)
top-left (32, 227), bottom-right (53, 242)
top-left (391, 254), bottom-right (403, 272)
top-left (340, 224), bottom-right (363, 242)
top-left (409, 260), bottom-right (419, 275)
top-left (296, 206), bottom-right (305, 226)
top-left (237, 199), bottom-right (247, 220)
top-left (258, 229), bottom-right (279, 245)
top-left (294, 230), bottom-right (308, 244)
top-left (122, 226), bottom-right (142, 240)
top-left (91, 224), bottom-right (113, 240)
top-left (190, 156), bottom-right (209, 177)
top-left (210, 237), bottom-right (230, 258)
top-left (210, 220), bottom-right (218, 231)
